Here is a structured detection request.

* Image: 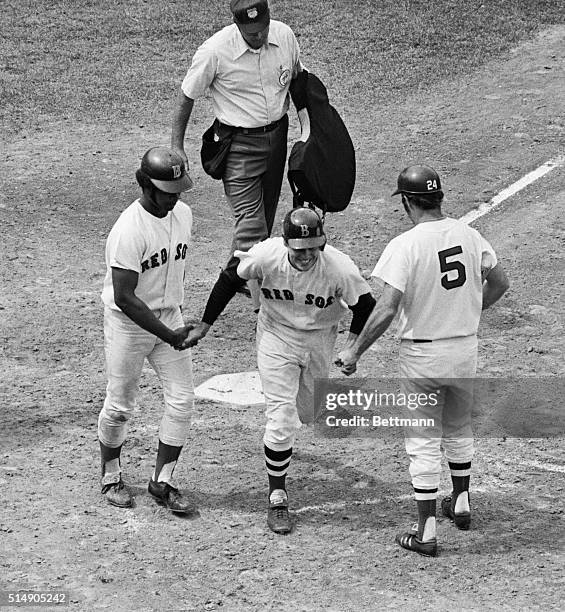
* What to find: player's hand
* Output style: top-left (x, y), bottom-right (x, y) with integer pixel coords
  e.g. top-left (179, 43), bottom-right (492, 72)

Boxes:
top-left (176, 322), bottom-right (210, 350)
top-left (170, 324), bottom-right (194, 350)
top-left (172, 148), bottom-right (194, 190)
top-left (335, 348), bottom-right (358, 376)
top-left (172, 146), bottom-right (189, 172)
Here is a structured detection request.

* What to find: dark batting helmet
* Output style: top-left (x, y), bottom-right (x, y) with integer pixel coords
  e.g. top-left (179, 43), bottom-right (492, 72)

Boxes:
top-left (392, 164), bottom-right (442, 196)
top-left (282, 207), bottom-right (326, 249)
top-left (140, 147), bottom-right (193, 193)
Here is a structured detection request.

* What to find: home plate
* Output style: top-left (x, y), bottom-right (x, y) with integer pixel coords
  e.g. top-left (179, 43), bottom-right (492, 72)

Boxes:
top-left (194, 371), bottom-right (265, 406)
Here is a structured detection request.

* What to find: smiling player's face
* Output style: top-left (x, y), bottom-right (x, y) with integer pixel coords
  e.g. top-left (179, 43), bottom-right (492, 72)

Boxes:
top-left (286, 246), bottom-right (321, 271)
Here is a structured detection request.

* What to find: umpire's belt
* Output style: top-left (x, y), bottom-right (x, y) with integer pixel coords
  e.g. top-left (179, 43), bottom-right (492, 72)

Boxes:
top-left (218, 117), bottom-right (284, 135)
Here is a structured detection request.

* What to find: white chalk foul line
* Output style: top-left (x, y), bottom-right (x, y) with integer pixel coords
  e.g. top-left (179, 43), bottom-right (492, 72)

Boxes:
top-left (294, 495), bottom-right (411, 515)
top-left (460, 154), bottom-right (565, 225)
top-left (294, 488), bottom-right (499, 515)
top-left (520, 459), bottom-right (565, 474)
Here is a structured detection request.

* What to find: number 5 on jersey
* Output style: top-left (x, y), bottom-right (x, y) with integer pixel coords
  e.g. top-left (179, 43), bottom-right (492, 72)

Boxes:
top-left (438, 246), bottom-right (467, 289)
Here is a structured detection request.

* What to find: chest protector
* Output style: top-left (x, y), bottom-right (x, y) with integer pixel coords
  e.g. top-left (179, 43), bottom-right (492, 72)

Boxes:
top-left (288, 70), bottom-right (355, 214)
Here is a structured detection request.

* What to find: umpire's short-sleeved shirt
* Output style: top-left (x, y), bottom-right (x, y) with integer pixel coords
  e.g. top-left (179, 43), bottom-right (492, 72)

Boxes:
top-left (181, 20), bottom-right (301, 128)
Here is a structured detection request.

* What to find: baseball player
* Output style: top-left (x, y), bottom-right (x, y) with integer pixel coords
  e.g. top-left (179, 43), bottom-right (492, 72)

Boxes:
top-left (337, 165), bottom-right (509, 556)
top-left (171, 0), bottom-right (302, 307)
top-left (98, 146), bottom-right (197, 515)
top-left (183, 207), bottom-right (375, 533)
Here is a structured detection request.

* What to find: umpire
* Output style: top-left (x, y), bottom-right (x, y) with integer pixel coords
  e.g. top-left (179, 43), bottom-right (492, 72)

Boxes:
top-left (170, 0), bottom-right (302, 306)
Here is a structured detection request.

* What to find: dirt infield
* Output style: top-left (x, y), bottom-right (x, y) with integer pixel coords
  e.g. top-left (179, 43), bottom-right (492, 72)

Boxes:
top-left (1, 13), bottom-right (564, 612)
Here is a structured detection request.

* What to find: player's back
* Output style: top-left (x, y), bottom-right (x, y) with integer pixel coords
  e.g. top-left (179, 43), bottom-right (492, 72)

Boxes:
top-left (378, 218), bottom-right (495, 340)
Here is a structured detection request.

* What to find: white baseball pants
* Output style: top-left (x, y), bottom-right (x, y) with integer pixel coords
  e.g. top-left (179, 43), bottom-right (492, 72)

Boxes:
top-left (257, 317), bottom-right (337, 452)
top-left (399, 335), bottom-right (478, 490)
top-left (98, 307), bottom-right (194, 448)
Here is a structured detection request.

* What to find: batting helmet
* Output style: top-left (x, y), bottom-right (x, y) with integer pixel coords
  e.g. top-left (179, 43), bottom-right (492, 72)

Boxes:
top-left (392, 164), bottom-right (442, 196)
top-left (140, 147), bottom-right (193, 193)
top-left (282, 207), bottom-right (326, 249)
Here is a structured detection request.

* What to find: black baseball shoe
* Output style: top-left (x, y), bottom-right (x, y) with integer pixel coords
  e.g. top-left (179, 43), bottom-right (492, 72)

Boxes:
top-left (395, 523), bottom-right (438, 557)
top-left (148, 479), bottom-right (198, 515)
top-left (267, 489), bottom-right (292, 534)
top-left (441, 493), bottom-right (471, 530)
top-left (101, 473), bottom-right (133, 508)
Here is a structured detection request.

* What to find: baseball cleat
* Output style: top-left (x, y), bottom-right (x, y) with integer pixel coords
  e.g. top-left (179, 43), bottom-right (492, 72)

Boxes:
top-left (267, 490), bottom-right (292, 534)
top-left (395, 528), bottom-right (438, 557)
top-left (101, 473), bottom-right (133, 508)
top-left (441, 494), bottom-right (471, 530)
top-left (148, 479), bottom-right (198, 515)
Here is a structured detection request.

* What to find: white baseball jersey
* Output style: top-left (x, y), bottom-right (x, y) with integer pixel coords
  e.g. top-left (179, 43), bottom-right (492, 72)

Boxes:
top-left (181, 20), bottom-right (301, 128)
top-left (101, 199), bottom-right (192, 311)
top-left (235, 237), bottom-right (371, 333)
top-left (372, 217), bottom-right (496, 340)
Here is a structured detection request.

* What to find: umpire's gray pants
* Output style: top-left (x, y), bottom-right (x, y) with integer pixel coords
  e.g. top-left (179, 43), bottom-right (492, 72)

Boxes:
top-left (222, 115), bottom-right (289, 262)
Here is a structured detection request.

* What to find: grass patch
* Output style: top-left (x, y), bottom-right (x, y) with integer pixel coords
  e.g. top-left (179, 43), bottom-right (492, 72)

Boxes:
top-left (1, 0), bottom-right (563, 135)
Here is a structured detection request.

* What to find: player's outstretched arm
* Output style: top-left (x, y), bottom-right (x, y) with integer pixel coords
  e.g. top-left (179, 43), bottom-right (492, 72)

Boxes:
top-left (338, 332), bottom-right (360, 376)
top-left (482, 263), bottom-right (509, 310)
top-left (178, 261), bottom-right (247, 350)
top-left (336, 292), bottom-right (377, 375)
top-left (337, 283), bottom-right (402, 375)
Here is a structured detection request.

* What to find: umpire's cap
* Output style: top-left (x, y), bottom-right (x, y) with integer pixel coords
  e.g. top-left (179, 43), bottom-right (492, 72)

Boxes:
top-left (140, 147), bottom-right (193, 193)
top-left (392, 164), bottom-right (442, 196)
top-left (231, 0), bottom-right (270, 34)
